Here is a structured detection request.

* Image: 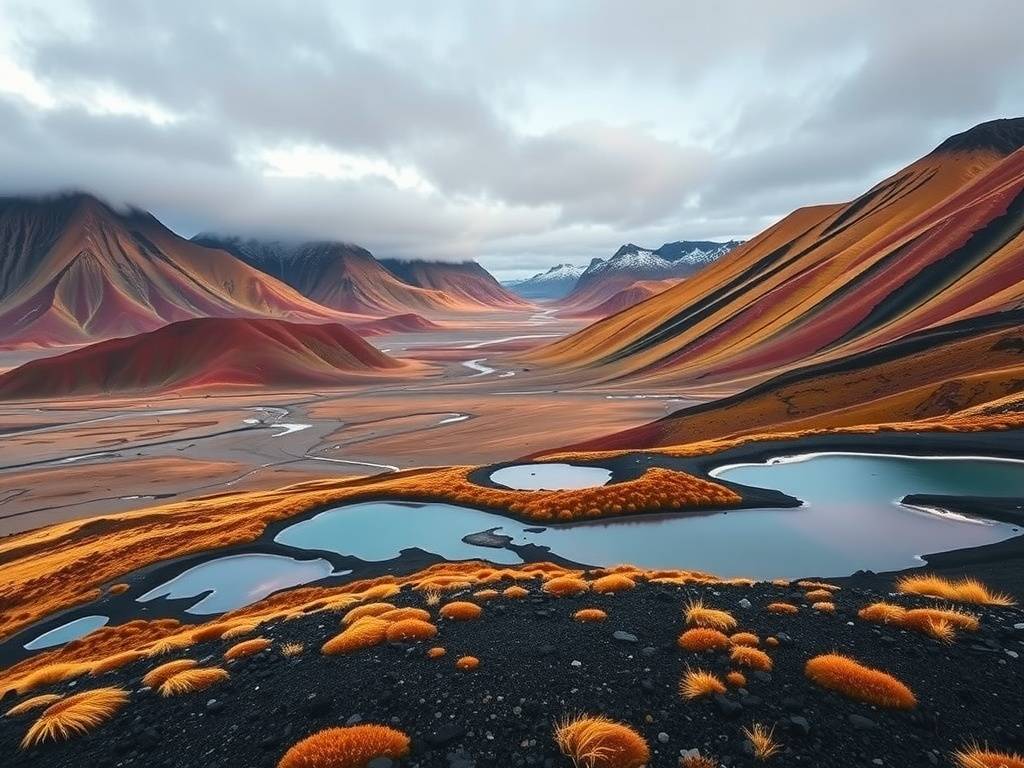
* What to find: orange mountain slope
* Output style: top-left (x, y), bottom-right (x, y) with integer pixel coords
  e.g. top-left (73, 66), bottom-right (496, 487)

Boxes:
top-left (564, 278), bottom-right (682, 319)
top-left (551, 310), bottom-right (1024, 453)
top-left (526, 118), bottom-right (1024, 393)
top-left (0, 194), bottom-right (361, 348)
top-left (351, 313), bottom-right (445, 336)
top-left (380, 258), bottom-right (531, 309)
top-left (0, 317), bottom-right (424, 399)
top-left (193, 237), bottom-right (466, 316)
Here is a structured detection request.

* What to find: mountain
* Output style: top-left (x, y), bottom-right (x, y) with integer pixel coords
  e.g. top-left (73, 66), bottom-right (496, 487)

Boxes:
top-left (528, 118), bottom-right (1024, 391)
top-left (191, 236), bottom-right (461, 316)
top-left (561, 240), bottom-right (740, 310)
top-left (0, 317), bottom-right (420, 399)
top-left (351, 313), bottom-right (444, 336)
top-left (379, 258), bottom-right (530, 308)
top-left (564, 278), bottom-right (682, 319)
top-left (0, 194), bottom-right (353, 348)
top-left (505, 263), bottom-right (584, 300)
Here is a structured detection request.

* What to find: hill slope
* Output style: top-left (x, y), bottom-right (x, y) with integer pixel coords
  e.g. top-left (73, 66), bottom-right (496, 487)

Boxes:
top-left (379, 259), bottom-right (530, 309)
top-left (0, 317), bottom-right (419, 399)
top-left (0, 195), bottom-right (354, 348)
top-left (528, 118), bottom-right (1024, 391)
top-left (192, 236), bottom-right (461, 316)
top-left (505, 263), bottom-right (583, 300)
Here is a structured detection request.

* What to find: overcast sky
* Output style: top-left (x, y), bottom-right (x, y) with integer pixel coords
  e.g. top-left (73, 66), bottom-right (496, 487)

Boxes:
top-left (2, 1), bottom-right (1023, 279)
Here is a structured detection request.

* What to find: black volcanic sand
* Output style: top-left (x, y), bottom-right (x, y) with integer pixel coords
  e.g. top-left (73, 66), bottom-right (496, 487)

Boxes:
top-left (2, 578), bottom-right (1023, 767)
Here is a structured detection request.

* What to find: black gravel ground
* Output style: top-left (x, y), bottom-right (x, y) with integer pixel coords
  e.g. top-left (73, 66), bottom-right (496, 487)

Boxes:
top-left (3, 578), bottom-right (1023, 768)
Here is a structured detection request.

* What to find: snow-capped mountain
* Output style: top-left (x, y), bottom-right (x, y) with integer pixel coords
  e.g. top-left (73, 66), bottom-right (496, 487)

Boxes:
top-left (505, 263), bottom-right (585, 300)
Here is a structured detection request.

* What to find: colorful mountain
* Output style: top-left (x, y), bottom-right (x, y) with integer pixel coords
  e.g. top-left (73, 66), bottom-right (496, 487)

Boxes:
top-left (528, 118), bottom-right (1024, 392)
top-left (192, 236), bottom-right (462, 316)
top-left (505, 263), bottom-right (584, 300)
top-left (379, 258), bottom-right (531, 309)
top-left (351, 313), bottom-right (444, 336)
top-left (564, 278), bottom-right (682, 319)
top-left (0, 317), bottom-right (421, 399)
top-left (0, 194), bottom-right (354, 348)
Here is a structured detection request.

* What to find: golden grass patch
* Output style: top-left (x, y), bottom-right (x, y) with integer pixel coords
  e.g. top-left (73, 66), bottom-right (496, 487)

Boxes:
top-left (554, 713), bottom-right (650, 768)
top-left (730, 646), bottom-right (772, 671)
top-left (858, 602), bottom-right (906, 624)
top-left (953, 745), bottom-right (1024, 768)
top-left (220, 623), bottom-right (259, 640)
top-left (224, 637), bottom-right (272, 660)
top-left (678, 628), bottom-right (730, 652)
top-left (158, 667), bottom-right (229, 696)
top-left (897, 575), bottom-right (1014, 606)
top-left (804, 589), bottom-right (833, 602)
top-left (743, 722), bottom-right (780, 761)
top-left (679, 668), bottom-right (726, 699)
top-left (805, 653), bottom-right (916, 709)
top-left (685, 599), bottom-right (737, 631)
top-left (796, 580), bottom-right (839, 592)
top-left (6, 693), bottom-right (63, 717)
top-left (277, 724), bottom-right (411, 768)
top-left (90, 650), bottom-right (147, 676)
top-left (439, 601), bottom-right (483, 620)
top-left (766, 602), bottom-right (798, 615)
top-left (21, 687), bottom-right (128, 747)
top-left (142, 659), bottom-right (198, 688)
top-left (573, 608), bottom-right (608, 622)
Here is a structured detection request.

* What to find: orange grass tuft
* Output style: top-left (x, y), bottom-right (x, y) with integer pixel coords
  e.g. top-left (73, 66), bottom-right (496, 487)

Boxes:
top-left (472, 589), bottom-right (500, 601)
top-left (385, 619), bottom-right (438, 642)
top-left (455, 656), bottom-right (480, 671)
top-left (543, 576), bottom-right (591, 596)
top-left (574, 608), bottom-right (609, 622)
top-left (6, 693), bottom-right (63, 716)
top-left (342, 602), bottom-right (397, 625)
top-left (804, 589), bottom-right (833, 602)
top-left (158, 667), bottom-right (229, 696)
top-left (805, 653), bottom-right (916, 709)
top-left (897, 575), bottom-right (1015, 606)
top-left (902, 607), bottom-right (979, 633)
top-left (377, 607), bottom-right (431, 623)
top-left (21, 687), bottom-right (128, 747)
top-left (427, 647), bottom-right (446, 659)
top-left (730, 646), bottom-right (772, 671)
top-left (554, 713), bottom-right (650, 768)
top-left (679, 668), bottom-right (726, 699)
top-left (503, 585), bottom-right (530, 599)
top-left (766, 602), bottom-right (798, 614)
top-left (743, 722), bottom-right (781, 761)
top-left (797, 580), bottom-right (839, 592)
top-left (90, 650), bottom-right (147, 676)
top-left (726, 671), bottom-right (747, 688)
top-left (224, 637), bottom-right (272, 660)
top-left (423, 588), bottom-right (442, 606)
top-left (730, 632), bottom-right (760, 647)
top-left (142, 659), bottom-right (198, 688)
top-left (439, 601), bottom-right (483, 620)
top-left (221, 623), bottom-right (259, 640)
top-left (322, 617), bottom-right (390, 655)
top-left (923, 617), bottom-right (956, 643)
top-left (678, 628), bottom-right (730, 652)
top-left (145, 633), bottom-right (193, 656)
top-left (858, 602), bottom-right (906, 624)
top-left (277, 724), bottom-right (411, 768)
top-left (280, 642), bottom-right (304, 657)
top-left (591, 574), bottom-right (636, 594)
top-left (812, 602), bottom-right (836, 613)
top-left (107, 583), bottom-right (130, 595)
top-left (14, 662), bottom-right (91, 694)
top-left (685, 599), bottom-right (737, 631)
top-left (190, 622), bottom-right (235, 642)
top-left (681, 755), bottom-right (718, 768)
top-left (953, 745), bottom-right (1024, 768)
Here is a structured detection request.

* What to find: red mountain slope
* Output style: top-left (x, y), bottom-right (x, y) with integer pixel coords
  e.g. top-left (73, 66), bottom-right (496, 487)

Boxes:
top-left (379, 259), bottom-right (531, 309)
top-left (565, 278), bottom-right (682, 319)
top-left (527, 118), bottom-right (1024, 393)
top-left (0, 194), bottom-right (359, 348)
top-left (0, 317), bottom-right (422, 399)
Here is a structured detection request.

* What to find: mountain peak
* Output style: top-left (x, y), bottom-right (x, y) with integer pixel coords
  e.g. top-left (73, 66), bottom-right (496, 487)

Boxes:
top-left (931, 117), bottom-right (1024, 156)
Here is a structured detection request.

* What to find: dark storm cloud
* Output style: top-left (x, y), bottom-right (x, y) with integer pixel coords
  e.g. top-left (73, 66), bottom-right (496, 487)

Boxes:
top-left (1, 0), bottom-right (1022, 275)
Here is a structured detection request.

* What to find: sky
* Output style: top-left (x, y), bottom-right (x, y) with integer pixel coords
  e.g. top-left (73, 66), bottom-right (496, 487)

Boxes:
top-left (1, 2), bottom-right (1023, 279)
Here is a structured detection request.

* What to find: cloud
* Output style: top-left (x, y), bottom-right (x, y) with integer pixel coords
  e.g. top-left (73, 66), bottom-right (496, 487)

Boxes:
top-left (0, 0), bottom-right (1022, 277)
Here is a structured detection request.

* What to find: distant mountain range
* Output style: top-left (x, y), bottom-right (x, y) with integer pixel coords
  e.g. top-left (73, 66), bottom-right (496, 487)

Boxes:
top-left (504, 264), bottom-right (584, 300)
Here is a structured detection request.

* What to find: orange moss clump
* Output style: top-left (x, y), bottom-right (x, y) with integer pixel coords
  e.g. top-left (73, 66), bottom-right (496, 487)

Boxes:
top-left (472, 589), bottom-right (500, 601)
top-left (897, 575), bottom-right (1015, 606)
top-left (543, 577), bottom-right (591, 597)
top-left (805, 653), bottom-right (916, 709)
top-left (158, 667), bottom-right (229, 696)
top-left (766, 602), bottom-right (798, 614)
top-left (681, 755), bottom-right (718, 768)
top-left (797, 580), bottom-right (839, 592)
top-left (812, 602), bottom-right (836, 613)
top-left (377, 607), bottom-right (431, 623)
top-left (21, 687), bottom-right (128, 747)
top-left (726, 671), bottom-right (747, 688)
top-left (439, 601), bottom-right (483, 621)
top-left (574, 609), bottom-right (608, 622)
top-left (764, 637), bottom-right (779, 648)
top-left (342, 602), bottom-right (397, 625)
top-left (730, 632), bottom-right (760, 647)
top-left (322, 618), bottom-right (390, 655)
top-left (804, 589), bottom-right (833, 602)
top-left (107, 583), bottom-right (130, 595)
top-left (858, 602), bottom-right (906, 624)
top-left (6, 693), bottom-right (63, 717)
top-left (591, 574), bottom-right (636, 594)
top-left (224, 638), bottom-right (272, 660)
top-left (14, 662), bottom-right (91, 694)
top-left (730, 646), bottom-right (772, 671)
top-left (221, 623), bottom-right (259, 640)
top-left (426, 647), bottom-right (446, 659)
top-left (90, 650), bottom-right (147, 676)
top-left (743, 723), bottom-right (781, 761)
top-left (455, 656), bottom-right (480, 671)
top-left (190, 622), bottom-right (235, 642)
top-left (142, 659), bottom-right (198, 689)
top-left (385, 619), bottom-right (438, 642)
top-left (679, 669), bottom-right (726, 699)
top-left (277, 724), bottom-right (411, 768)
top-left (503, 585), bottom-right (530, 599)
top-left (678, 628), bottom-right (730, 652)
top-left (554, 713), bottom-right (650, 768)
top-left (953, 745), bottom-right (1024, 768)
top-left (859, 603), bottom-right (979, 640)
top-left (685, 599), bottom-right (737, 631)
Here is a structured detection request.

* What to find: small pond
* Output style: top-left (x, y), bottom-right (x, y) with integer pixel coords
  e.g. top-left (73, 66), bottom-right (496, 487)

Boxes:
top-left (25, 614), bottom-right (109, 650)
top-left (489, 463), bottom-right (613, 491)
